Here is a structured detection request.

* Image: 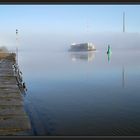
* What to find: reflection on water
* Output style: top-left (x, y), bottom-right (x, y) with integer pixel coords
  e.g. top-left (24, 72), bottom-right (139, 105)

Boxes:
top-left (107, 51), bottom-right (112, 62)
top-left (70, 51), bottom-right (95, 62)
top-left (19, 48), bottom-right (140, 136)
top-left (122, 66), bottom-right (125, 88)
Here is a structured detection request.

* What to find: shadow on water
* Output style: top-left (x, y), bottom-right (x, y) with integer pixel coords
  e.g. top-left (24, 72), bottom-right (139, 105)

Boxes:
top-left (24, 95), bottom-right (56, 136)
top-left (107, 52), bottom-right (112, 62)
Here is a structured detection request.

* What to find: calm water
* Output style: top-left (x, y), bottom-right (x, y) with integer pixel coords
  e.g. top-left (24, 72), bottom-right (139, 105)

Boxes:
top-left (18, 47), bottom-right (140, 136)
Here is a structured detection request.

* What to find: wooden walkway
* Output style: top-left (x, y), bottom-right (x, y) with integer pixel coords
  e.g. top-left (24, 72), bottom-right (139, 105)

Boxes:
top-left (0, 53), bottom-right (31, 135)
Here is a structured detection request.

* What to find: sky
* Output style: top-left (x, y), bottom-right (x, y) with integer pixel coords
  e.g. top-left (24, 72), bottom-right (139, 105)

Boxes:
top-left (0, 5), bottom-right (140, 50)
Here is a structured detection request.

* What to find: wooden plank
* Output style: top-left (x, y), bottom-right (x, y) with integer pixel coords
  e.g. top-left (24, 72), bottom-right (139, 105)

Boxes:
top-left (0, 115), bottom-right (31, 130)
top-left (0, 106), bottom-right (26, 116)
top-left (0, 98), bottom-right (23, 106)
top-left (0, 92), bottom-right (22, 98)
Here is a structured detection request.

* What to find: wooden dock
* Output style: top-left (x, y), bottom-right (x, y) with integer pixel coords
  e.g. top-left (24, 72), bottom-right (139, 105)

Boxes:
top-left (0, 53), bottom-right (31, 135)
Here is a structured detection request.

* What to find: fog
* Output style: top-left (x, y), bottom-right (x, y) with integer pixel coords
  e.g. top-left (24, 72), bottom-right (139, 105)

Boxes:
top-left (0, 31), bottom-right (140, 52)
top-left (20, 32), bottom-right (140, 53)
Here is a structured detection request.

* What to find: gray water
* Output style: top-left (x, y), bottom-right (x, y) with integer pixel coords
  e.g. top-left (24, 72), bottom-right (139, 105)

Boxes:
top-left (18, 41), bottom-right (140, 136)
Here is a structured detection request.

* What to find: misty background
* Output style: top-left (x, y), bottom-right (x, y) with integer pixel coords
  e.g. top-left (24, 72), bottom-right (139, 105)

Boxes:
top-left (0, 5), bottom-right (140, 52)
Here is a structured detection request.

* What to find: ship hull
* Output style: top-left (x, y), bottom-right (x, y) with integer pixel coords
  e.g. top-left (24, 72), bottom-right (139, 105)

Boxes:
top-left (69, 43), bottom-right (96, 52)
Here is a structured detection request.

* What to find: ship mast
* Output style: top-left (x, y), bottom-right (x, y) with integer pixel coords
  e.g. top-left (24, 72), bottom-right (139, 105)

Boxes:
top-left (123, 12), bottom-right (125, 33)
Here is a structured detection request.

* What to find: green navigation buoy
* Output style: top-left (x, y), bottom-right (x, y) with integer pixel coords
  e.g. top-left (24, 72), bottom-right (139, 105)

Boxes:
top-left (107, 45), bottom-right (112, 62)
top-left (107, 45), bottom-right (112, 54)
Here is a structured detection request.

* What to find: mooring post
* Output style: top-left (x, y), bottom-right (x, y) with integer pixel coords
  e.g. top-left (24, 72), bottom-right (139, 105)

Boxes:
top-left (16, 29), bottom-right (19, 65)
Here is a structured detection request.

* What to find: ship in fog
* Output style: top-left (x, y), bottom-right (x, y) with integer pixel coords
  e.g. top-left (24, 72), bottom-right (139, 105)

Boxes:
top-left (69, 43), bottom-right (96, 52)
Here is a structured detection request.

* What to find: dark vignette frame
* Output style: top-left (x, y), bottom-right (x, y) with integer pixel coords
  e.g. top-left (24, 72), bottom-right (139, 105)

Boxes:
top-left (0, 1), bottom-right (140, 140)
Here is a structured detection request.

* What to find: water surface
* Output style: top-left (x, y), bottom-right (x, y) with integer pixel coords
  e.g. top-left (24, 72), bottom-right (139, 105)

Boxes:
top-left (19, 46), bottom-right (140, 136)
